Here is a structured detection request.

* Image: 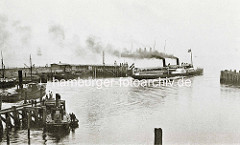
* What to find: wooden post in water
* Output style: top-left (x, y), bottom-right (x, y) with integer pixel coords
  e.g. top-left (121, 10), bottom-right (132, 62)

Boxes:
top-left (0, 115), bottom-right (3, 137)
top-left (42, 106), bottom-right (46, 125)
top-left (34, 109), bottom-right (38, 124)
top-left (95, 67), bottom-right (97, 78)
top-left (12, 106), bottom-right (20, 128)
top-left (22, 107), bottom-right (27, 128)
top-left (154, 128), bottom-right (162, 145)
top-left (5, 112), bottom-right (12, 129)
top-left (0, 95), bottom-right (2, 110)
top-left (24, 91), bottom-right (27, 104)
top-left (27, 110), bottom-right (31, 142)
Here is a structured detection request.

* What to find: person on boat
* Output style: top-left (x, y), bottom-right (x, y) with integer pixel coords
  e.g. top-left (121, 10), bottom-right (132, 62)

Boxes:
top-left (72, 113), bottom-right (76, 122)
top-left (69, 113), bottom-right (73, 122)
top-left (49, 91), bottom-right (53, 99)
top-left (45, 94), bottom-right (48, 100)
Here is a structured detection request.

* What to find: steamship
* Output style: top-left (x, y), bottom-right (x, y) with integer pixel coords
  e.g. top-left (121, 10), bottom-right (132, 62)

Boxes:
top-left (0, 51), bottom-right (16, 88)
top-left (132, 57), bottom-right (203, 80)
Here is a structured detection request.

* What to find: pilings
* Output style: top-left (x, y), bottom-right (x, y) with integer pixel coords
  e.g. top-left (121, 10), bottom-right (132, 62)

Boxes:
top-left (0, 100), bottom-right (47, 137)
top-left (12, 106), bottom-right (20, 128)
top-left (154, 128), bottom-right (162, 145)
top-left (220, 70), bottom-right (240, 85)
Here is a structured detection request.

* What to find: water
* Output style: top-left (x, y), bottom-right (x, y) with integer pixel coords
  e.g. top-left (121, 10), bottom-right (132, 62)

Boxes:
top-left (1, 69), bottom-right (240, 145)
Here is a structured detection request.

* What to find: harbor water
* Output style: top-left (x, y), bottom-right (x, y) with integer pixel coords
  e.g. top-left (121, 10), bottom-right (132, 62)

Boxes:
top-left (1, 68), bottom-right (240, 145)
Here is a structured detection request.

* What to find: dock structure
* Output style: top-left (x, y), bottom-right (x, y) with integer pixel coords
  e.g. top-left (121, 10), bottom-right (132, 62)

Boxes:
top-left (3, 62), bottom-right (130, 82)
top-left (0, 94), bottom-right (77, 140)
top-left (0, 100), bottom-right (47, 132)
top-left (220, 70), bottom-right (240, 85)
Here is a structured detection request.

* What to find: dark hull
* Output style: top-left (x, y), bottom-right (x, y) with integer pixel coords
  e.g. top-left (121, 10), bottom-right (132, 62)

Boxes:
top-left (46, 122), bottom-right (70, 133)
top-left (132, 68), bottom-right (203, 80)
top-left (1, 88), bottom-right (46, 103)
top-left (0, 81), bottom-right (15, 88)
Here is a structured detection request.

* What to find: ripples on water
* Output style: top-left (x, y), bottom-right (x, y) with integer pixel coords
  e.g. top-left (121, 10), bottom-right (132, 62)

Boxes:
top-left (2, 71), bottom-right (240, 144)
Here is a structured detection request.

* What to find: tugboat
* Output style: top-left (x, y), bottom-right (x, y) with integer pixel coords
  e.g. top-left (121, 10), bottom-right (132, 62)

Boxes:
top-left (45, 93), bottom-right (72, 132)
top-left (0, 69), bottom-right (46, 103)
top-left (1, 82), bottom-right (46, 103)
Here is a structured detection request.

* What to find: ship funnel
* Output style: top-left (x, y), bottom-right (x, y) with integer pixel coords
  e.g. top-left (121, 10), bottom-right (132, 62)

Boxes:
top-left (162, 59), bottom-right (166, 67)
top-left (18, 70), bottom-right (23, 89)
top-left (176, 58), bottom-right (179, 65)
top-left (56, 93), bottom-right (61, 108)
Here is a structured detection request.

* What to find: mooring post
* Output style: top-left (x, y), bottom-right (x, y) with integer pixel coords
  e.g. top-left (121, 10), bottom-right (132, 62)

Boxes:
top-left (12, 106), bottom-right (20, 128)
top-left (6, 126), bottom-right (10, 145)
top-left (42, 106), bottom-right (46, 125)
top-left (40, 88), bottom-right (43, 104)
top-left (0, 115), bottom-right (3, 137)
top-left (22, 107), bottom-right (27, 128)
top-left (34, 109), bottom-right (38, 124)
top-left (0, 95), bottom-right (2, 110)
top-left (31, 100), bottom-right (34, 107)
top-left (24, 91), bottom-right (27, 104)
top-left (154, 128), bottom-right (162, 145)
top-left (5, 112), bottom-right (12, 129)
top-left (27, 110), bottom-right (31, 141)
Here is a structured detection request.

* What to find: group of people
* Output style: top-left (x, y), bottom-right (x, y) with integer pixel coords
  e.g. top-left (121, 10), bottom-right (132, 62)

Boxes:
top-left (45, 91), bottom-right (53, 100)
top-left (69, 112), bottom-right (77, 122)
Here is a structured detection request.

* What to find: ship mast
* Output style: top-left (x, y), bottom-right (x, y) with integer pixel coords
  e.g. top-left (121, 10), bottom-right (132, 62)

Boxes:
top-left (1, 51), bottom-right (4, 78)
top-left (30, 55), bottom-right (32, 81)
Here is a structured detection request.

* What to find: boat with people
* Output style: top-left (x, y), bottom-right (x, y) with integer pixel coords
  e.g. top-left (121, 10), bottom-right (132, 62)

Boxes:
top-left (44, 93), bottom-right (78, 132)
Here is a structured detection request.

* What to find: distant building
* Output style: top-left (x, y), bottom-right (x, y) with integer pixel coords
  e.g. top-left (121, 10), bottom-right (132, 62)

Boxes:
top-left (51, 62), bottom-right (72, 73)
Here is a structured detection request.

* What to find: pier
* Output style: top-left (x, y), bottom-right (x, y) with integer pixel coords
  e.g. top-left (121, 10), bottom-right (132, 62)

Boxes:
top-left (220, 70), bottom-right (240, 85)
top-left (3, 62), bottom-right (130, 83)
top-left (0, 94), bottom-right (78, 140)
top-left (0, 100), bottom-right (46, 131)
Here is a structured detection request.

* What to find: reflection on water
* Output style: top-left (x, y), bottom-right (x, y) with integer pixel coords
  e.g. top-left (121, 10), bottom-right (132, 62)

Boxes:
top-left (1, 70), bottom-right (240, 144)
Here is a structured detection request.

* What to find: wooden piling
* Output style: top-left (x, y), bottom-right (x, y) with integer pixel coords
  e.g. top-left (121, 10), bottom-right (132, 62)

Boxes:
top-left (27, 111), bottom-right (31, 140)
top-left (220, 70), bottom-right (240, 85)
top-left (5, 112), bottom-right (12, 129)
top-left (0, 95), bottom-right (2, 110)
top-left (0, 115), bottom-right (3, 137)
top-left (42, 106), bottom-right (46, 125)
top-left (12, 106), bottom-right (20, 128)
top-left (154, 128), bottom-right (162, 145)
top-left (22, 107), bottom-right (27, 128)
top-left (24, 91), bottom-right (27, 104)
top-left (33, 109), bottom-right (38, 123)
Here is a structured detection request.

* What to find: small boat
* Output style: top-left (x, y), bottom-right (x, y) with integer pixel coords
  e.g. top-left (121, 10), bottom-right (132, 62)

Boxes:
top-left (1, 82), bottom-right (46, 103)
top-left (45, 94), bottom-right (71, 132)
top-left (0, 78), bottom-right (16, 88)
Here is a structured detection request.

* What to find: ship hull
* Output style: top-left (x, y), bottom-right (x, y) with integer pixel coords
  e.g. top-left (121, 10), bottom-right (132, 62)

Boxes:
top-left (1, 84), bottom-right (46, 103)
top-left (46, 122), bottom-right (70, 132)
top-left (132, 68), bottom-right (203, 80)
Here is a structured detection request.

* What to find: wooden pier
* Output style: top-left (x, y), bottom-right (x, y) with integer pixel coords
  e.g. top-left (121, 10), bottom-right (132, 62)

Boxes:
top-left (0, 93), bottom-right (77, 141)
top-left (0, 100), bottom-right (47, 132)
top-left (220, 70), bottom-right (240, 85)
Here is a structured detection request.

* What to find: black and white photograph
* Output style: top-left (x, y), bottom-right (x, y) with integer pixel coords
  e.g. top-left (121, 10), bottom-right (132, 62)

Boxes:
top-left (0, 0), bottom-right (240, 144)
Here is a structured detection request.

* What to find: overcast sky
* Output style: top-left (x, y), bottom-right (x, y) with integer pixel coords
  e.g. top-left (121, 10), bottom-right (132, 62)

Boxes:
top-left (0, 0), bottom-right (239, 70)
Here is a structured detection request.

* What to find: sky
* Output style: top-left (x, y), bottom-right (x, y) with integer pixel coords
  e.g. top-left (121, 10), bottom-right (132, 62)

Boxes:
top-left (0, 0), bottom-right (240, 70)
